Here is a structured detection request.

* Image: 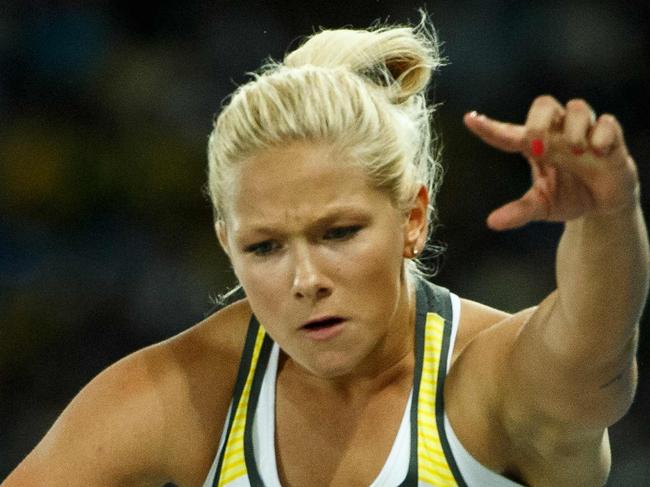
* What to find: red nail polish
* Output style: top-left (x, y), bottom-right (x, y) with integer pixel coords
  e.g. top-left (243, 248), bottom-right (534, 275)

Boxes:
top-left (572, 147), bottom-right (585, 156)
top-left (531, 139), bottom-right (544, 157)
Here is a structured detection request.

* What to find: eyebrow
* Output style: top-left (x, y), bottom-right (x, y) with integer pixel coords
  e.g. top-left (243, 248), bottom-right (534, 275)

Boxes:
top-left (235, 205), bottom-right (372, 237)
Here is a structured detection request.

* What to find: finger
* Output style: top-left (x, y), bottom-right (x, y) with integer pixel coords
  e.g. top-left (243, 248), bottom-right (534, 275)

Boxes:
top-left (529, 135), bottom-right (600, 179)
top-left (590, 114), bottom-right (625, 160)
top-left (463, 111), bottom-right (526, 153)
top-left (525, 95), bottom-right (565, 157)
top-left (487, 188), bottom-right (549, 231)
top-left (563, 99), bottom-right (595, 154)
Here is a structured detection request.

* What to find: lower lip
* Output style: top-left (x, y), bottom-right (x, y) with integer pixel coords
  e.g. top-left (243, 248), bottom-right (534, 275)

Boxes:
top-left (301, 322), bottom-right (345, 341)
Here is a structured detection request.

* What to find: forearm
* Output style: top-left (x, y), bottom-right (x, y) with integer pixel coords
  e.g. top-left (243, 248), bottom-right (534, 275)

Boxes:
top-left (553, 203), bottom-right (649, 360)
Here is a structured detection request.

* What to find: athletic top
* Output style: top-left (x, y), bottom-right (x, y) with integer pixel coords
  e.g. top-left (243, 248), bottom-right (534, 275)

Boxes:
top-left (202, 278), bottom-right (524, 486)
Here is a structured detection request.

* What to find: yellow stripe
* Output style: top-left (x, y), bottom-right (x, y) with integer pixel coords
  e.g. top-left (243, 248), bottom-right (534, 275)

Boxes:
top-left (418, 415), bottom-right (436, 428)
top-left (420, 454), bottom-right (457, 474)
top-left (229, 422), bottom-right (246, 436)
top-left (220, 465), bottom-right (247, 486)
top-left (426, 320), bottom-right (444, 331)
top-left (418, 398), bottom-right (436, 410)
top-left (416, 309), bottom-right (458, 485)
top-left (419, 392), bottom-right (435, 403)
top-left (223, 444), bottom-right (244, 458)
top-left (419, 463), bottom-right (456, 484)
top-left (420, 432), bottom-right (446, 451)
top-left (418, 396), bottom-right (435, 407)
top-left (222, 455), bottom-right (246, 471)
top-left (420, 456), bottom-right (454, 479)
top-left (233, 406), bottom-right (248, 418)
top-left (221, 440), bottom-right (242, 461)
top-left (426, 312), bottom-right (445, 326)
top-left (424, 344), bottom-right (443, 354)
top-left (425, 329), bottom-right (443, 341)
top-left (419, 375), bottom-right (438, 387)
top-left (418, 395), bottom-right (435, 409)
top-left (420, 451), bottom-right (449, 469)
top-left (220, 444), bottom-right (245, 478)
top-left (425, 330), bottom-right (444, 343)
top-left (218, 325), bottom-right (267, 485)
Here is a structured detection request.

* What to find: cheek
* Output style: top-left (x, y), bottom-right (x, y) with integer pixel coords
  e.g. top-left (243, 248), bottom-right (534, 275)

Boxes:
top-left (342, 229), bottom-right (405, 305)
top-left (354, 227), bottom-right (405, 278)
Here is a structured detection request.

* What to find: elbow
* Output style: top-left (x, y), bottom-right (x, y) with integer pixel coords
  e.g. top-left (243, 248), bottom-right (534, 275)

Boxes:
top-left (598, 355), bottom-right (638, 428)
top-left (554, 342), bottom-right (639, 429)
top-left (576, 330), bottom-right (639, 428)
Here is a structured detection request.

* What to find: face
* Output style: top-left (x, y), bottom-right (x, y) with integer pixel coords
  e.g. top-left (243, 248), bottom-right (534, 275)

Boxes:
top-left (218, 141), bottom-right (427, 379)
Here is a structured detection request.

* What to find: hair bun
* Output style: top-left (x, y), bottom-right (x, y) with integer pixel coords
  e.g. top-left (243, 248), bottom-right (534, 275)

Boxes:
top-left (283, 17), bottom-right (442, 103)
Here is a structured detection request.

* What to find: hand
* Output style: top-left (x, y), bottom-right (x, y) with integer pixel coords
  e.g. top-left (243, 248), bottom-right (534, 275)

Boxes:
top-left (463, 96), bottom-right (640, 230)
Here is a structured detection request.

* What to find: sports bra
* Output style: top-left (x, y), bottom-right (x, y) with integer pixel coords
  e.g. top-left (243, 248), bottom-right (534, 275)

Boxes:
top-left (202, 278), bottom-right (524, 486)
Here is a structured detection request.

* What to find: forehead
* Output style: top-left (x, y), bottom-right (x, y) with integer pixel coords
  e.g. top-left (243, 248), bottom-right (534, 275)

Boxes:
top-left (226, 142), bottom-right (393, 231)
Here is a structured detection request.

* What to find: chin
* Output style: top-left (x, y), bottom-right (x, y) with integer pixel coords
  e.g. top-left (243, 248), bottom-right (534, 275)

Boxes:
top-left (300, 350), bottom-right (365, 379)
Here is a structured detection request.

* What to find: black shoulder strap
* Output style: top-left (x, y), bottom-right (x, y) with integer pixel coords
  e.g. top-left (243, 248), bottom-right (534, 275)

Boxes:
top-left (401, 276), bottom-right (467, 487)
top-left (243, 315), bottom-right (274, 485)
top-left (212, 310), bottom-right (261, 486)
top-left (424, 278), bottom-right (467, 487)
top-left (400, 277), bottom-right (430, 486)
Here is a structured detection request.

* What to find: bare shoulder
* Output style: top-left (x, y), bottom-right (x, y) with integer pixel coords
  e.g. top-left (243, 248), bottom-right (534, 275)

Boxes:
top-left (2, 299), bottom-right (253, 487)
top-left (153, 298), bottom-right (253, 485)
top-left (452, 298), bottom-right (518, 362)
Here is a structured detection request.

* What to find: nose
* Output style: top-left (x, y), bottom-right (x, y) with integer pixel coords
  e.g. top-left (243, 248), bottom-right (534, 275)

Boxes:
top-left (291, 245), bottom-right (332, 301)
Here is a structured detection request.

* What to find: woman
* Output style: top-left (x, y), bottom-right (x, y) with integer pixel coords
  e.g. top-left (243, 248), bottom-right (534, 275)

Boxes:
top-left (3, 17), bottom-right (647, 487)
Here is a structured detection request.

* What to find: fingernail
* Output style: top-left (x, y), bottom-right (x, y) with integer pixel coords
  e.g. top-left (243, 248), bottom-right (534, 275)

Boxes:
top-left (531, 139), bottom-right (544, 157)
top-left (571, 147), bottom-right (585, 156)
top-left (467, 110), bottom-right (478, 118)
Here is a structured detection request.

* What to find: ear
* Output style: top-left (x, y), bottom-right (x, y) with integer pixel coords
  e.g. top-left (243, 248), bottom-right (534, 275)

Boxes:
top-left (215, 220), bottom-right (231, 257)
top-left (403, 185), bottom-right (429, 258)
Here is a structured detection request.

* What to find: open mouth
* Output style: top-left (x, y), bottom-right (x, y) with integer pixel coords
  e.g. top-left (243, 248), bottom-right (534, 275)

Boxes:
top-left (302, 317), bottom-right (345, 330)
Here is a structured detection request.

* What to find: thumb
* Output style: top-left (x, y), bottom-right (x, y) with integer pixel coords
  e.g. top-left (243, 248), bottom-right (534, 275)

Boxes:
top-left (487, 189), bottom-right (549, 231)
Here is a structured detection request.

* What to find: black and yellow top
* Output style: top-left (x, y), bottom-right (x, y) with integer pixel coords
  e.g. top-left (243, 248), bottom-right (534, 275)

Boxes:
top-left (205, 278), bottom-right (467, 486)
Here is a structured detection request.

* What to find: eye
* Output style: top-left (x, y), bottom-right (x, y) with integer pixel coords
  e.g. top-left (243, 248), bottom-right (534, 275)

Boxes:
top-left (323, 225), bottom-right (362, 241)
top-left (244, 240), bottom-right (279, 256)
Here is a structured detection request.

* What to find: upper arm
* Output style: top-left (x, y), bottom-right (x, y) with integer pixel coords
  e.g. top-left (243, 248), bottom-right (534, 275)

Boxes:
top-left (2, 348), bottom-right (173, 486)
top-left (449, 296), bottom-right (635, 485)
top-left (503, 291), bottom-right (638, 430)
top-left (486, 295), bottom-right (636, 484)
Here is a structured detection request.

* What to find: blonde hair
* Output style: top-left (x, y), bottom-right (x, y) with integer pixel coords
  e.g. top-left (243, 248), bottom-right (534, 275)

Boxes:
top-left (207, 15), bottom-right (445, 271)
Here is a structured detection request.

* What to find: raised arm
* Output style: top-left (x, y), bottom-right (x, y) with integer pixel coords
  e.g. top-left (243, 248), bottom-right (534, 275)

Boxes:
top-left (463, 96), bottom-right (649, 484)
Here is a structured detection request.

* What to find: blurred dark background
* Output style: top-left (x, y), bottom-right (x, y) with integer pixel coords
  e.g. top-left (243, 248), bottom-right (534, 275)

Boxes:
top-left (1, 1), bottom-right (648, 484)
